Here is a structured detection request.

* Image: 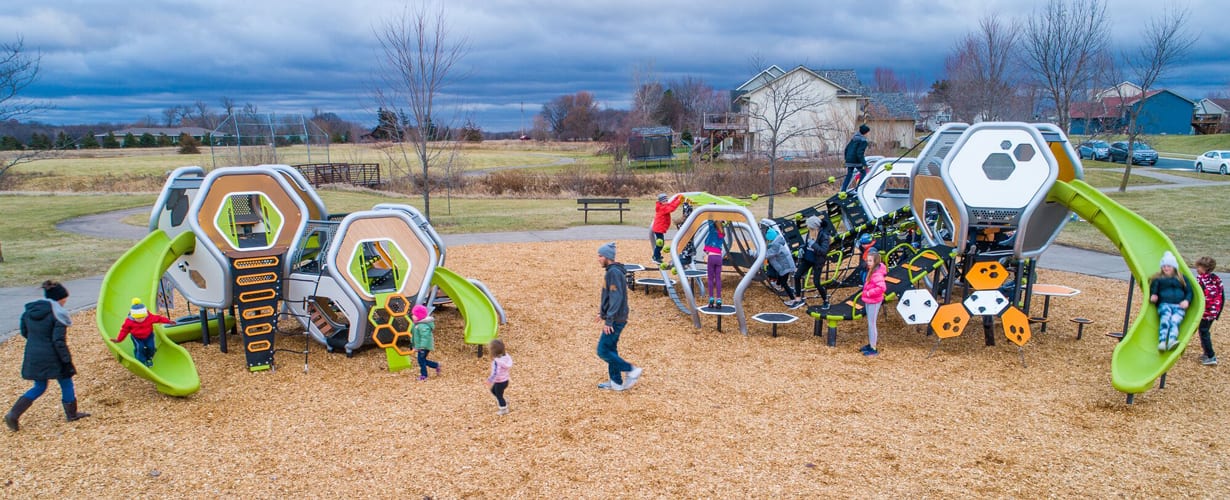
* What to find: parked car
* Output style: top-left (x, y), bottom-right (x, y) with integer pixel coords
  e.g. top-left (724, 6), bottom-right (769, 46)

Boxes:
top-left (1078, 140), bottom-right (1110, 161)
top-left (1108, 141), bottom-right (1158, 165)
top-left (1195, 150), bottom-right (1230, 175)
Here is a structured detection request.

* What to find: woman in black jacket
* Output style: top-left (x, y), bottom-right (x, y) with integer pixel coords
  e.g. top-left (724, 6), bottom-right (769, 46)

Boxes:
top-left (4, 281), bottom-right (90, 432)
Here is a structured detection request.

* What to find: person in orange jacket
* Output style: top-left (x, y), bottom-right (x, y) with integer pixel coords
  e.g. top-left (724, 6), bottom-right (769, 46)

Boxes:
top-left (650, 193), bottom-right (683, 263)
top-left (111, 298), bottom-right (175, 367)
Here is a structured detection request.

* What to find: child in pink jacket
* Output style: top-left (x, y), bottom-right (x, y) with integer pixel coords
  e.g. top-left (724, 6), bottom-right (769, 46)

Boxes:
top-left (484, 339), bottom-right (513, 415)
top-left (860, 249), bottom-right (887, 357)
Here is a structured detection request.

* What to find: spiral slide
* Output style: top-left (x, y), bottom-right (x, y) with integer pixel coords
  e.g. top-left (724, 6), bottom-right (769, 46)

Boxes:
top-left (430, 266), bottom-right (499, 346)
top-left (97, 230), bottom-right (204, 396)
top-left (1047, 179), bottom-right (1203, 397)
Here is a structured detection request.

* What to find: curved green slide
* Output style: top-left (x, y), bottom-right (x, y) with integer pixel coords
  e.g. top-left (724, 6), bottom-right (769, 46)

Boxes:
top-left (97, 230), bottom-right (202, 396)
top-left (1047, 180), bottom-right (1203, 395)
top-left (431, 266), bottom-right (499, 345)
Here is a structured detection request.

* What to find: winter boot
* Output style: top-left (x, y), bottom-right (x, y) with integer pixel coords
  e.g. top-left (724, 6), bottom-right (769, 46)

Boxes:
top-left (62, 400), bottom-right (91, 422)
top-left (5, 396), bottom-right (34, 432)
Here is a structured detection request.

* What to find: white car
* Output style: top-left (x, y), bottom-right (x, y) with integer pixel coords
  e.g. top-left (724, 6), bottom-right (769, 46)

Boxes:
top-left (1194, 150), bottom-right (1230, 175)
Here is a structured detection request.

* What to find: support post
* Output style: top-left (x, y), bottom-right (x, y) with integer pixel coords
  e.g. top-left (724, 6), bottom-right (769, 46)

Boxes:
top-left (826, 323), bottom-right (837, 347)
top-left (1159, 372), bottom-right (1167, 389)
top-left (199, 308), bottom-right (211, 345)
top-left (1126, 393), bottom-right (1135, 405)
top-left (983, 315), bottom-right (995, 346)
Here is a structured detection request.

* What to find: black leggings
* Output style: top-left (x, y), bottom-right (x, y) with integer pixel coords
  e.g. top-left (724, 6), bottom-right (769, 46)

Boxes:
top-left (773, 273), bottom-right (796, 300)
top-left (794, 259), bottom-right (829, 303)
top-left (491, 381), bottom-right (509, 407)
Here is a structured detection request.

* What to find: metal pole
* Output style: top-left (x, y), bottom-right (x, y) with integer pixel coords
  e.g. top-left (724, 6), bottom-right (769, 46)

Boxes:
top-left (268, 113), bottom-right (278, 163)
top-left (1122, 275), bottom-right (1136, 334)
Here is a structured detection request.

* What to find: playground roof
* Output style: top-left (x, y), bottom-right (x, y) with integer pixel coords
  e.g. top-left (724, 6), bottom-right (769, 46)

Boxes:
top-left (682, 191), bottom-right (751, 207)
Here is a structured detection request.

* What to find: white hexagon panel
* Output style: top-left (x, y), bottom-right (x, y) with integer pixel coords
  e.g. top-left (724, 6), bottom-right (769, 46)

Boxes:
top-left (963, 290), bottom-right (1009, 316)
top-left (896, 289), bottom-right (939, 325)
top-left (947, 126), bottom-right (1052, 212)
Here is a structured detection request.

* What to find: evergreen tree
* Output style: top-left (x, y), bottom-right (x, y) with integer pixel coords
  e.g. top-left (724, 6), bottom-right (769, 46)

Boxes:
top-left (28, 133), bottom-right (52, 150)
top-left (460, 120), bottom-right (483, 142)
top-left (55, 131), bottom-right (75, 149)
top-left (0, 136), bottom-right (23, 151)
top-left (103, 132), bottom-right (121, 149)
top-left (157, 133), bottom-right (172, 147)
top-left (122, 133), bottom-right (138, 148)
top-left (80, 131), bottom-right (100, 149)
top-left (139, 132), bottom-right (157, 147)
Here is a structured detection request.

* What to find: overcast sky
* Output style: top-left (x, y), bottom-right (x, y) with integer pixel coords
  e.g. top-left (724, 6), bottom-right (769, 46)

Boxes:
top-left (5, 0), bottom-right (1227, 132)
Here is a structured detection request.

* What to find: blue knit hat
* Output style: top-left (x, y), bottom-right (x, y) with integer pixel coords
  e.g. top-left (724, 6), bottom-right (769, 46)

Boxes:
top-left (129, 297), bottom-right (149, 320)
top-left (598, 242), bottom-right (616, 260)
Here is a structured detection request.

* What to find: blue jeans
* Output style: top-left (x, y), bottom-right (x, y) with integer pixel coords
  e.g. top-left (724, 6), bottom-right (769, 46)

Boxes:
top-left (417, 349), bottom-right (439, 377)
top-left (23, 378), bottom-right (76, 402)
top-left (652, 231), bottom-right (666, 262)
top-left (841, 164), bottom-right (864, 191)
top-left (1158, 302), bottom-right (1185, 343)
top-left (132, 336), bottom-right (157, 365)
top-left (597, 322), bottom-right (632, 384)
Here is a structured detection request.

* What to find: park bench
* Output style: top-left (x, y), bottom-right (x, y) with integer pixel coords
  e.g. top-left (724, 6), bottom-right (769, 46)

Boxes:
top-left (577, 198), bottom-right (630, 223)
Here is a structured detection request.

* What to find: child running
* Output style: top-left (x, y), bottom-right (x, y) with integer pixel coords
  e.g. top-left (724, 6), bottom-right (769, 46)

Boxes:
top-left (411, 305), bottom-right (441, 381)
top-left (111, 298), bottom-right (175, 367)
top-left (860, 248), bottom-right (887, 357)
top-left (703, 220), bottom-right (726, 309)
top-left (484, 339), bottom-right (513, 415)
top-left (1195, 256), bottom-right (1223, 365)
top-left (1149, 251), bottom-right (1192, 352)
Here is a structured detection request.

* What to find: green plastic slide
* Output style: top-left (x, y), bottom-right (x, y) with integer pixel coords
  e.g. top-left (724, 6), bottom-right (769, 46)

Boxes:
top-left (1047, 180), bottom-right (1203, 395)
top-left (431, 266), bottom-right (499, 346)
top-left (97, 230), bottom-right (202, 396)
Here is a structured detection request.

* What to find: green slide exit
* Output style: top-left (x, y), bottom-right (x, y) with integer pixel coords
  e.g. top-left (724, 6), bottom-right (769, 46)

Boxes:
top-left (1047, 180), bottom-right (1203, 395)
top-left (97, 230), bottom-right (202, 396)
top-left (430, 266), bottom-right (499, 346)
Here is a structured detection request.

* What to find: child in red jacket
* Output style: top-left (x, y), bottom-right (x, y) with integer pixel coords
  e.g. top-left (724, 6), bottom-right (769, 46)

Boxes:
top-left (650, 193), bottom-right (683, 263)
top-left (1195, 256), bottom-right (1223, 366)
top-left (111, 298), bottom-right (174, 367)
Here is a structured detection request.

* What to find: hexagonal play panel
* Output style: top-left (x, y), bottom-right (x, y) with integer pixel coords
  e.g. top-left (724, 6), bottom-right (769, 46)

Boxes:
top-left (1001, 306), bottom-right (1032, 346)
top-left (896, 289), bottom-right (939, 325)
top-left (964, 261), bottom-right (1008, 291)
top-left (931, 303), bottom-right (970, 339)
top-left (963, 290), bottom-right (1009, 316)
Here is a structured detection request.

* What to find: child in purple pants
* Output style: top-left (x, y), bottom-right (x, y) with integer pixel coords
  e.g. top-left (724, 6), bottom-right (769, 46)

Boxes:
top-left (703, 220), bottom-right (725, 308)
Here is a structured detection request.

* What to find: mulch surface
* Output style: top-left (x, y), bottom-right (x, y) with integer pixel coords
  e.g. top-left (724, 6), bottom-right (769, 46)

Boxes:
top-left (2, 240), bottom-right (1227, 497)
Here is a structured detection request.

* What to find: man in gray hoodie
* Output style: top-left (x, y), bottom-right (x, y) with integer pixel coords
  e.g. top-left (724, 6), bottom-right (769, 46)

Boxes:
top-left (596, 242), bottom-right (642, 391)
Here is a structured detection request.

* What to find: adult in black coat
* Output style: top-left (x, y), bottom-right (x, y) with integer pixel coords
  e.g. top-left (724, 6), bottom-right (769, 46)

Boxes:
top-left (5, 281), bottom-right (90, 432)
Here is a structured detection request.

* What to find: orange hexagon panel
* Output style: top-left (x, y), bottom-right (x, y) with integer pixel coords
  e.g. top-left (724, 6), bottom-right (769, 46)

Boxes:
top-left (386, 295), bottom-right (410, 316)
top-left (1000, 306), bottom-right (1032, 347)
top-left (372, 324), bottom-right (397, 347)
top-left (930, 303), bottom-right (970, 339)
top-left (965, 261), bottom-right (1009, 291)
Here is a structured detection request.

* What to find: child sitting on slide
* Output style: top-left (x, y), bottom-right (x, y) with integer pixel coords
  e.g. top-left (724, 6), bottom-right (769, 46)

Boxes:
top-left (111, 298), bottom-right (175, 367)
top-left (1149, 251), bottom-right (1192, 352)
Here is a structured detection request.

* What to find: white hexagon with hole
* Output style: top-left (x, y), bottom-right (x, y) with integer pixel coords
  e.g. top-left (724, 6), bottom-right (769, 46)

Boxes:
top-left (896, 289), bottom-right (939, 325)
top-left (948, 128), bottom-right (1050, 210)
top-left (963, 290), bottom-right (1009, 316)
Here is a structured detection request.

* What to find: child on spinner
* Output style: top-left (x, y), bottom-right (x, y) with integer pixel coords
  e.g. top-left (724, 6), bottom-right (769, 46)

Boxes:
top-left (1149, 251), bottom-right (1192, 352)
top-left (703, 220), bottom-right (726, 308)
top-left (111, 298), bottom-right (175, 367)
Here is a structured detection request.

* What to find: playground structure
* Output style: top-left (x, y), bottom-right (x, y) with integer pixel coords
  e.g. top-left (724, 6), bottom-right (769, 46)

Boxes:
top-left (650, 122), bottom-right (1200, 403)
top-left (96, 165), bottom-right (504, 396)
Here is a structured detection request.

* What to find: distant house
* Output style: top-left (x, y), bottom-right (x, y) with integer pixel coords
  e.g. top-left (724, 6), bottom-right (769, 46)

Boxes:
top-left (705, 65), bottom-right (918, 159)
top-left (96, 126), bottom-right (211, 144)
top-left (1193, 98), bottom-right (1229, 134)
top-left (1069, 87), bottom-right (1195, 136)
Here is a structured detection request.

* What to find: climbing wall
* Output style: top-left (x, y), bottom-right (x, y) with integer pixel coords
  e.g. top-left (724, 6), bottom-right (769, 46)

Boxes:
top-left (231, 255), bottom-right (283, 371)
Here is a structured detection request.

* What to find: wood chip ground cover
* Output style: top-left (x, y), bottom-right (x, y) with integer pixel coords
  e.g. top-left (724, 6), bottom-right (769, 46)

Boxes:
top-left (1, 240), bottom-right (1226, 497)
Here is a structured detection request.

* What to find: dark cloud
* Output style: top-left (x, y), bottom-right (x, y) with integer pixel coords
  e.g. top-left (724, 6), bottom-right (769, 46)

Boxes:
top-left (5, 0), bottom-right (1226, 131)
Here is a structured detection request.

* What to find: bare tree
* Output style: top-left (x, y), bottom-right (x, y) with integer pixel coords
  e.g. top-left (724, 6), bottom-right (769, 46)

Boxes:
top-left (373, 1), bottom-right (468, 220)
top-left (872, 67), bottom-right (904, 93)
top-left (742, 59), bottom-right (834, 218)
top-left (1114, 7), bottom-right (1196, 192)
top-left (0, 37), bottom-right (52, 181)
top-left (1021, 0), bottom-right (1110, 134)
top-left (944, 14), bottom-right (1022, 122)
top-left (668, 75), bottom-right (726, 135)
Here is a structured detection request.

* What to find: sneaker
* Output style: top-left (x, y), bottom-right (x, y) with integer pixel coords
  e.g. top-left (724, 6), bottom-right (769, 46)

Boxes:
top-left (788, 299), bottom-right (806, 310)
top-left (1202, 356), bottom-right (1218, 366)
top-left (716, 299), bottom-right (723, 308)
top-left (497, 405), bottom-right (509, 416)
top-left (863, 346), bottom-right (879, 357)
top-left (1167, 338), bottom-right (1179, 351)
top-left (597, 380), bottom-right (623, 391)
top-left (708, 298), bottom-right (715, 308)
top-left (624, 366), bottom-right (643, 388)
top-left (858, 344), bottom-right (872, 354)
top-left (418, 375), bottom-right (428, 381)
top-left (1159, 340), bottom-right (1168, 351)
top-left (435, 365), bottom-right (442, 376)
top-left (821, 301), bottom-right (831, 310)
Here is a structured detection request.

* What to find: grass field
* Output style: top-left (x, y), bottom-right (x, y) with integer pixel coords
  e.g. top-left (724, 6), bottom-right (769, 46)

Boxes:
top-left (1056, 185), bottom-right (1230, 269)
top-left (0, 194), bottom-right (156, 286)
